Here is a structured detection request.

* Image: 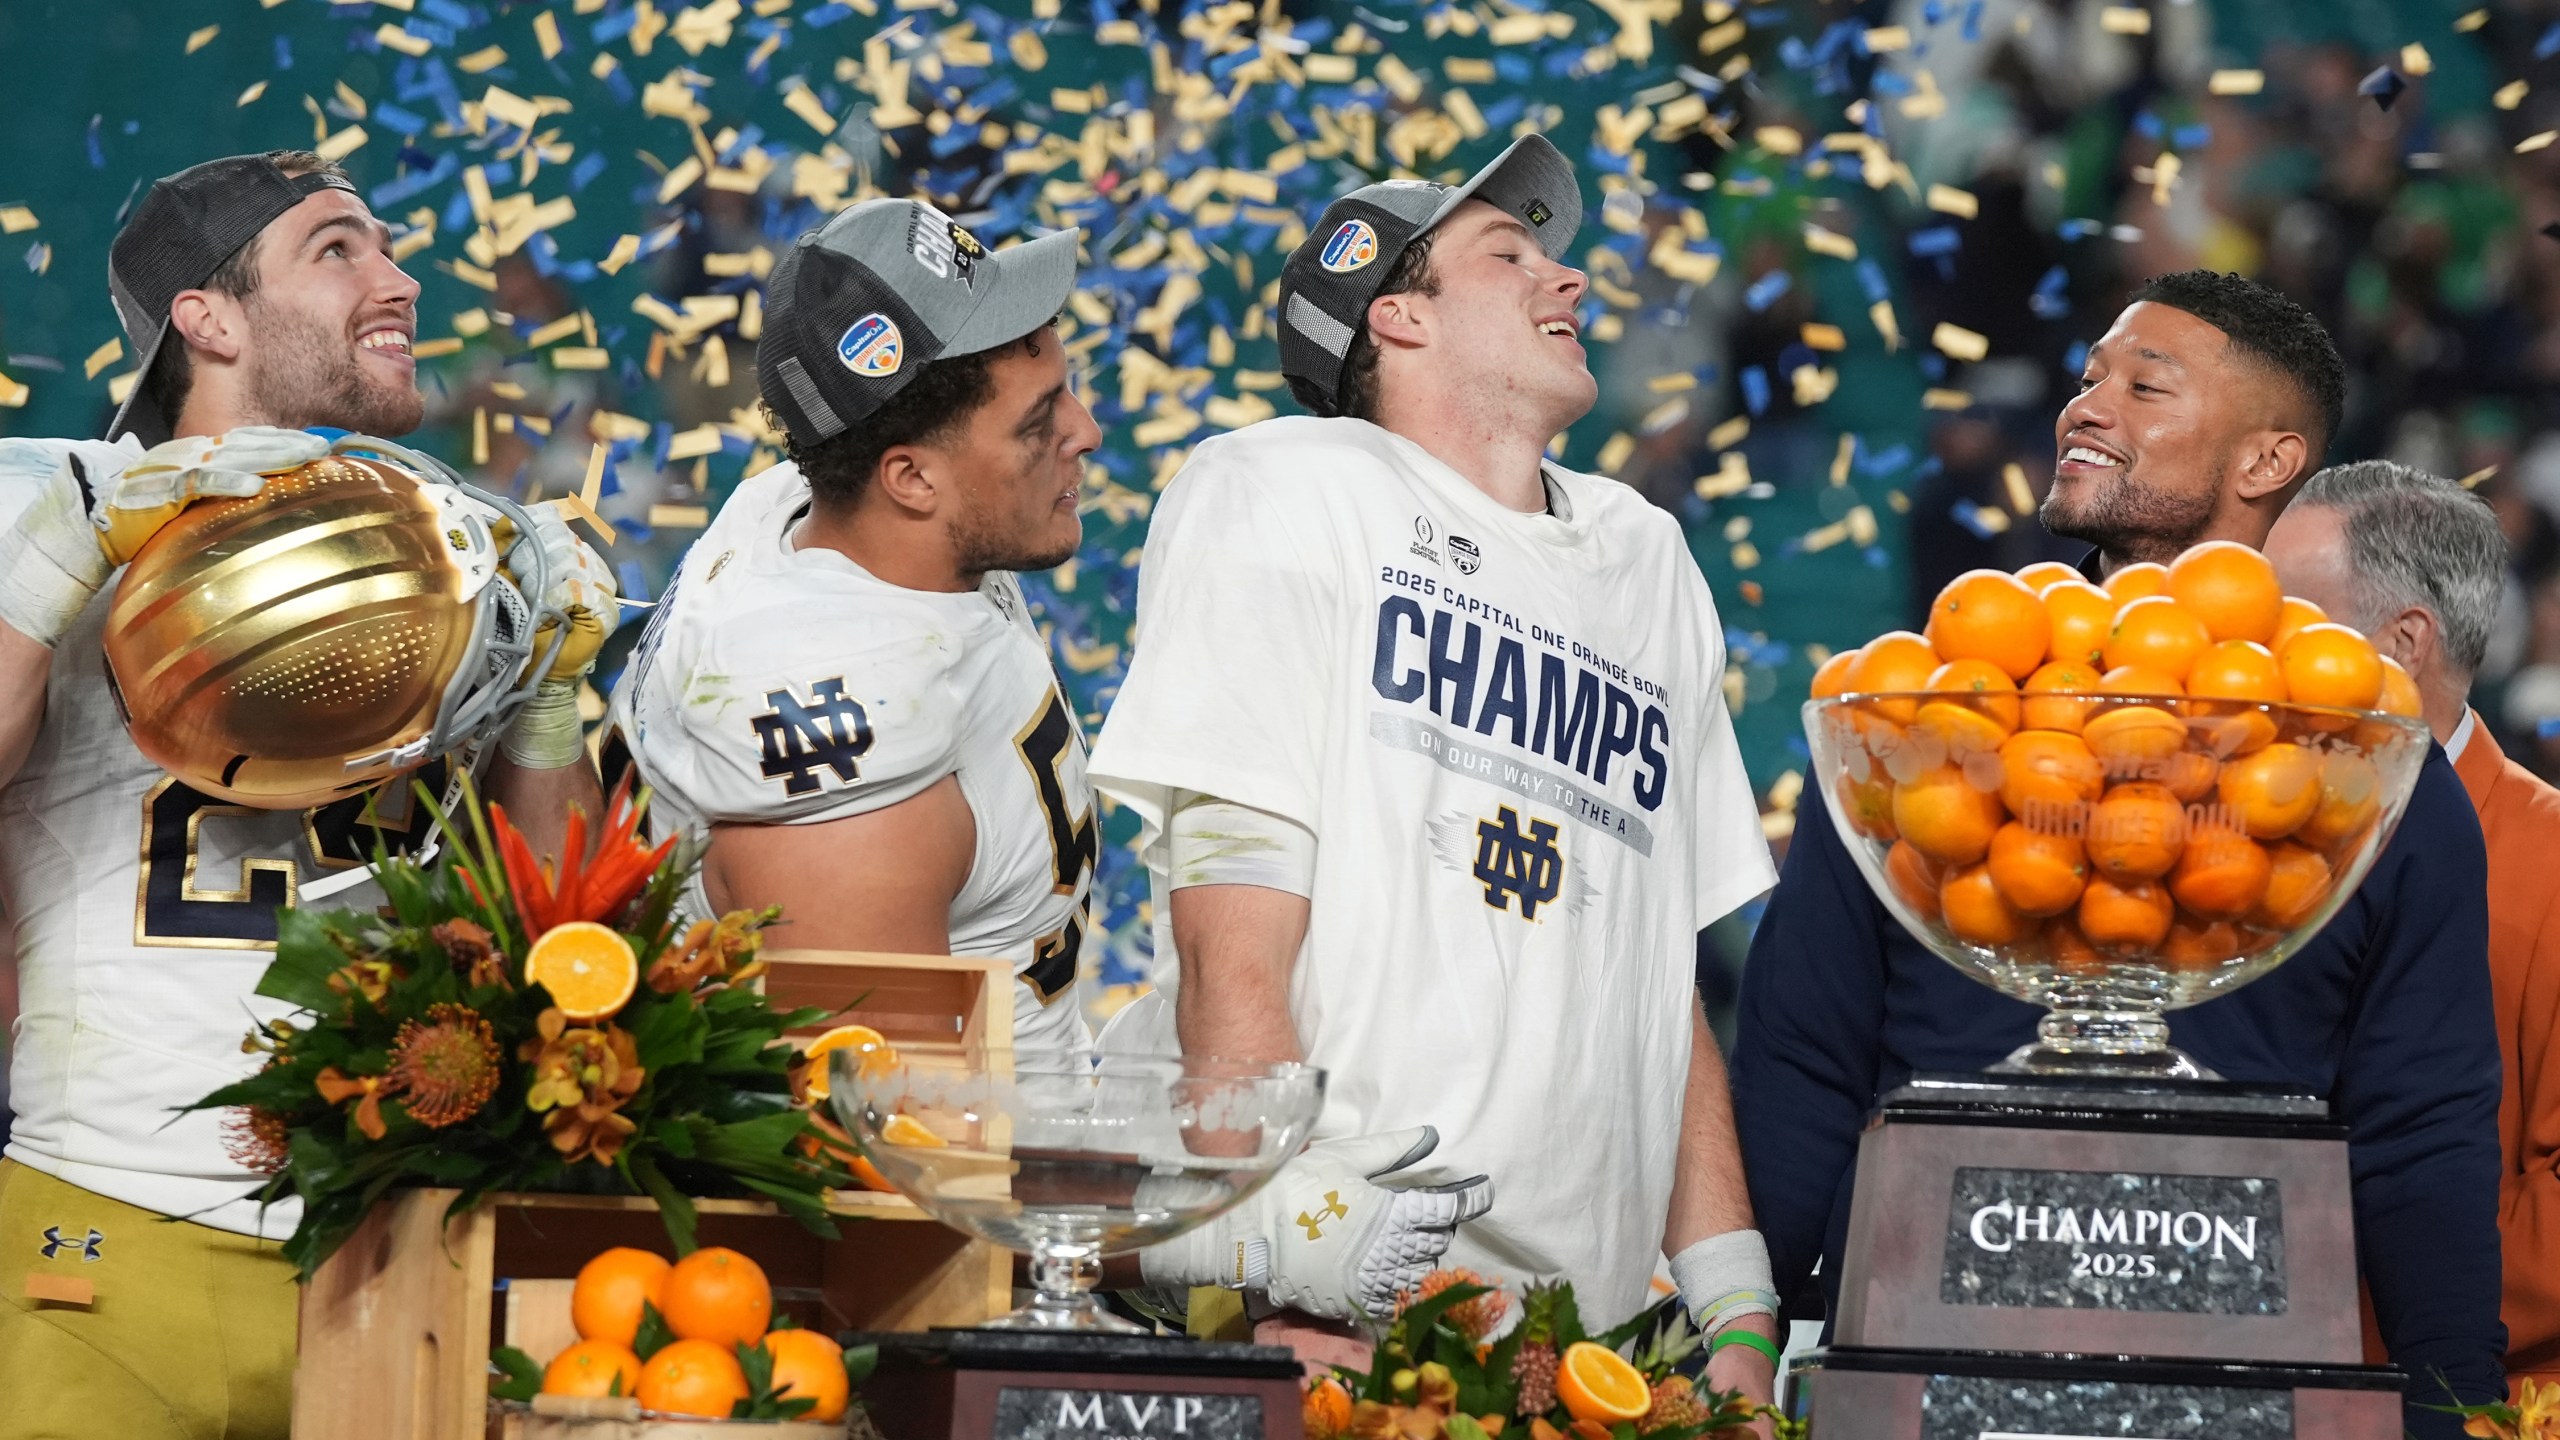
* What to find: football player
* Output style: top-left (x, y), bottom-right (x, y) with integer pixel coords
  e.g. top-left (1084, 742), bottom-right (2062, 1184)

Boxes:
top-left (1089, 135), bottom-right (1782, 1399)
top-left (0, 151), bottom-right (610, 1440)
top-left (611, 198), bottom-right (1103, 1059)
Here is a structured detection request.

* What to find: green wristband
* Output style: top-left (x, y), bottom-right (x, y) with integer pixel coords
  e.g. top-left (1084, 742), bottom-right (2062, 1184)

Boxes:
top-left (1708, 1327), bottom-right (1781, 1366)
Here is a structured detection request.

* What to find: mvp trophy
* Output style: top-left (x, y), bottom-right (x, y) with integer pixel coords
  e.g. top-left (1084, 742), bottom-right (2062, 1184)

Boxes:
top-left (1788, 691), bottom-right (2435, 1438)
top-left (830, 1051), bottom-right (1325, 1440)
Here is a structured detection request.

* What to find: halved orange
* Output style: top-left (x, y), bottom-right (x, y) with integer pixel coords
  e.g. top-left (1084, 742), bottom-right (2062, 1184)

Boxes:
top-left (1556, 1341), bottom-right (1651, 1423)
top-left (524, 922), bottom-right (638, 1020)
top-left (801, 1024), bottom-right (895, 1102)
top-left (881, 1114), bottom-right (946, 1148)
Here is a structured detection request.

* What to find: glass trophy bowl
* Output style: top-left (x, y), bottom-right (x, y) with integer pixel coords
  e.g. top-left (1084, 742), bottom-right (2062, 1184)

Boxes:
top-left (1804, 692), bottom-right (2431, 1078)
top-left (829, 1050), bottom-right (1324, 1333)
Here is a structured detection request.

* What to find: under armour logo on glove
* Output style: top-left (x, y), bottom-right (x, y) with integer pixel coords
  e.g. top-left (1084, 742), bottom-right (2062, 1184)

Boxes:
top-left (1298, 1190), bottom-right (1350, 1240)
top-left (39, 1227), bottom-right (104, 1262)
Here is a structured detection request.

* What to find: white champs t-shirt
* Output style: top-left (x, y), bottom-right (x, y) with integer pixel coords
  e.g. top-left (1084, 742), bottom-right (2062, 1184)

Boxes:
top-left (612, 463), bottom-right (1098, 1057)
top-left (1090, 416), bottom-right (1774, 1326)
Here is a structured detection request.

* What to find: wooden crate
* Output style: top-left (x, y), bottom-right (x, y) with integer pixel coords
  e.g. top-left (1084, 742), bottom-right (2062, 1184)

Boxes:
top-left (293, 951), bottom-right (1019, 1440)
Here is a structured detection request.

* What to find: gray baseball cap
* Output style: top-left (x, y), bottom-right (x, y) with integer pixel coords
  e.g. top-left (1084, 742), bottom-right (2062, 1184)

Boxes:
top-left (756, 198), bottom-right (1081, 446)
top-left (1278, 134), bottom-right (1583, 411)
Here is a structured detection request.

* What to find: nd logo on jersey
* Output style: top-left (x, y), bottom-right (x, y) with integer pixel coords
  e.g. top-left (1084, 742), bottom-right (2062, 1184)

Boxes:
top-left (751, 677), bottom-right (874, 795)
top-left (837, 313), bottom-right (903, 377)
top-left (1320, 219), bottom-right (1379, 273)
top-left (1474, 806), bottom-right (1563, 920)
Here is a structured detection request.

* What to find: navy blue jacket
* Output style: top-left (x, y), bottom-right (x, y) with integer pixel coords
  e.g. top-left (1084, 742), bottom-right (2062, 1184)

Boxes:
top-left (1730, 746), bottom-right (2504, 1435)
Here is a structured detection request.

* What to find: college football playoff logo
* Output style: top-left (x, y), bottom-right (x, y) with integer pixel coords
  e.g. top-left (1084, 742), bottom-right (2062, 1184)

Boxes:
top-left (837, 313), bottom-right (903, 377)
top-left (1320, 218), bottom-right (1379, 273)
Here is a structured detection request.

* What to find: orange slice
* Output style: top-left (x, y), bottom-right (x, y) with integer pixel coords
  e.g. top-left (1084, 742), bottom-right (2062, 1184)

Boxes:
top-left (801, 1024), bottom-right (895, 1101)
top-left (881, 1113), bottom-right (946, 1148)
top-left (524, 921), bottom-right (638, 1020)
top-left (1556, 1341), bottom-right (1651, 1423)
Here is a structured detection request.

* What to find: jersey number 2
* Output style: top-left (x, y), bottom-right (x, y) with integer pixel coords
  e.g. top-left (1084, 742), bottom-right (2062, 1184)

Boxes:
top-left (135, 766), bottom-right (446, 948)
top-left (1015, 691), bottom-right (1097, 1002)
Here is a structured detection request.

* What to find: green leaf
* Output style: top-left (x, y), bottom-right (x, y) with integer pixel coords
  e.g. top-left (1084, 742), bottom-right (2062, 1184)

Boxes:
top-left (255, 908), bottom-right (359, 1012)
top-left (843, 1343), bottom-right (878, 1389)
top-left (728, 1339), bottom-right (819, 1421)
top-left (625, 1153), bottom-right (699, 1256)
top-left (1599, 1294), bottom-right (1678, 1353)
top-left (1442, 1417), bottom-right (1492, 1440)
top-left (633, 1300), bottom-right (676, 1363)
top-left (767, 1312), bottom-right (801, 1331)
top-left (1388, 1283), bottom-right (1493, 1360)
top-left (488, 1344), bottom-right (543, 1402)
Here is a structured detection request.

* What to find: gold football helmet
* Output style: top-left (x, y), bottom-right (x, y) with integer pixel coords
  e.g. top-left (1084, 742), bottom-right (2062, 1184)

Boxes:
top-left (102, 437), bottom-right (562, 809)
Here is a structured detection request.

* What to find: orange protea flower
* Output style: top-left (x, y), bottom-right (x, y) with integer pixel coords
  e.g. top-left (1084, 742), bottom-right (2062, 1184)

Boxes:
top-left (314, 1067), bottom-right (398, 1141)
top-left (491, 772), bottom-right (675, 936)
top-left (1401, 1267), bottom-right (1509, 1345)
top-left (647, 909), bottom-right (771, 994)
top-left (520, 1007), bottom-right (646, 1164)
top-left (223, 1106), bottom-right (292, 1174)
top-left (389, 1004), bottom-right (500, 1128)
top-left (434, 919), bottom-right (511, 990)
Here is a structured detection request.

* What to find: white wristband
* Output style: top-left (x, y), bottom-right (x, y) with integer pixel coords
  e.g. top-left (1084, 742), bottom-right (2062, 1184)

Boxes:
top-left (1669, 1229), bottom-right (1777, 1332)
top-left (499, 679), bottom-right (587, 770)
top-left (1167, 789), bottom-right (1317, 896)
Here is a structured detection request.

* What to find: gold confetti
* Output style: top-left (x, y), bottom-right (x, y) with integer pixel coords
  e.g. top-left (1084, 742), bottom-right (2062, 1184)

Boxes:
top-left (374, 23), bottom-right (432, 57)
top-left (237, 81), bottom-right (269, 107)
top-left (1925, 184), bottom-right (1977, 218)
top-left (2401, 44), bottom-right (2432, 76)
top-left (1694, 451), bottom-right (1750, 500)
top-left (333, 79), bottom-right (368, 120)
top-left (2098, 7), bottom-right (2151, 35)
top-left (1699, 19), bottom-right (1744, 55)
top-left (315, 125), bottom-right (369, 162)
top-left (1802, 323), bottom-right (1846, 351)
top-left (548, 491), bottom-right (617, 549)
top-left (1756, 127), bottom-right (1804, 157)
top-left (184, 24), bottom-right (219, 53)
top-left (83, 339), bottom-right (123, 380)
top-left (535, 10), bottom-right (563, 58)
top-left (0, 207), bottom-right (35, 233)
top-left (2003, 463), bottom-right (2037, 514)
top-left (457, 44), bottom-right (507, 72)
top-left (1595, 432), bottom-right (1636, 474)
top-left (1931, 322), bottom-right (1989, 362)
top-left (1869, 300), bottom-right (1900, 351)
top-left (2518, 131), bottom-right (2558, 154)
top-left (2208, 70), bottom-right (2264, 96)
top-left (1793, 365), bottom-right (1837, 407)
top-left (1864, 25), bottom-right (1909, 51)
top-left (1922, 388), bottom-right (1973, 410)
top-left (1708, 416), bottom-right (1749, 451)
top-left (2460, 465), bottom-right (2496, 490)
top-left (1829, 434), bottom-right (1855, 484)
top-left (2456, 9), bottom-right (2488, 30)
top-left (0, 372), bottom-right (26, 408)
top-left (526, 313), bottom-right (584, 348)
top-left (2497, 81), bottom-right (2529, 111)
top-left (1647, 372), bottom-right (1698, 393)
top-left (599, 234), bottom-right (641, 274)
top-left (1803, 224), bottom-right (1856, 259)
top-left (649, 504), bottom-right (711, 529)
top-left (666, 425), bottom-right (726, 461)
top-left (410, 337), bottom-right (463, 359)
top-left (107, 372), bottom-right (139, 406)
top-left (782, 83), bottom-right (836, 135)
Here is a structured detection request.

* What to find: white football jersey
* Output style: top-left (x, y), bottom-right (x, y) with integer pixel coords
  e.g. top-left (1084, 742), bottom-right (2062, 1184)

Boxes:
top-left (0, 437), bottom-right (444, 1239)
top-left (612, 463), bottom-right (1096, 1057)
top-left (1089, 417), bottom-right (1775, 1327)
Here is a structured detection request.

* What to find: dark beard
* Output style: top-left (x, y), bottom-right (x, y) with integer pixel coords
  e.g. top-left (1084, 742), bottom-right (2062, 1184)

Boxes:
top-left (948, 479), bottom-right (1077, 577)
top-left (242, 294), bottom-right (425, 437)
top-left (2039, 458), bottom-right (2221, 566)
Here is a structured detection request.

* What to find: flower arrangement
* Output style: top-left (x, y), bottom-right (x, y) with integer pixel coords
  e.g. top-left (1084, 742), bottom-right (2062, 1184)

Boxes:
top-left (1303, 1270), bottom-right (1804, 1440)
top-left (2441, 1379), bottom-right (2560, 1439)
top-left (194, 775), bottom-right (851, 1277)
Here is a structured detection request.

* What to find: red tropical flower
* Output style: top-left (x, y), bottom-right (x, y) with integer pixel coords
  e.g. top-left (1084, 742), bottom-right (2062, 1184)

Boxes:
top-left (488, 772), bottom-right (674, 936)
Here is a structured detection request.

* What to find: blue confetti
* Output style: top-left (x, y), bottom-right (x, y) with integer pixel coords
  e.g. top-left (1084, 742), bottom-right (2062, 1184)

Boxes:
top-left (2065, 340), bottom-right (2090, 374)
top-left (85, 114), bottom-right (104, 169)
top-left (2538, 23), bottom-right (2560, 60)
top-left (274, 35), bottom-right (293, 70)
top-left (617, 561), bottom-right (652, 604)
top-left (1741, 365), bottom-right (1770, 416)
top-left (373, 102), bottom-right (427, 135)
top-left (1743, 269), bottom-right (1792, 310)
top-left (2030, 264), bottom-right (2070, 319)
top-left (2172, 123), bottom-right (2211, 150)
top-left (1855, 258), bottom-right (1890, 303)
top-left (2058, 218), bottom-right (2103, 240)
top-left (1907, 225), bottom-right (1960, 257)
top-left (2132, 110), bottom-right (2163, 141)
top-left (23, 241), bottom-right (49, 274)
top-left (1951, 499), bottom-right (2003, 539)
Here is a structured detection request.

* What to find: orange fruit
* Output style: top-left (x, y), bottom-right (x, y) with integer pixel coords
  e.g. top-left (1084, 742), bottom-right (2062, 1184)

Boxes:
top-left (1556, 1341), bottom-right (1652, 1424)
top-left (2016, 560), bottom-right (2085, 594)
top-left (542, 1338), bottom-right (644, 1399)
top-left (2045, 916), bottom-right (2108, 974)
top-left (1305, 1378), bottom-right (1355, 1435)
top-left (1997, 730), bottom-right (2104, 814)
top-left (2279, 623), bottom-right (2384, 713)
top-left (2085, 782), bottom-right (2186, 882)
top-left (1846, 631), bottom-right (1941, 723)
top-left (1892, 763), bottom-right (2005, 866)
top-left (1810, 648), bottom-right (1859, 701)
top-left (571, 1247), bottom-right (672, 1348)
top-left (2103, 596), bottom-right (2213, 682)
top-left (2217, 742), bottom-right (2322, 840)
top-left (2271, 595), bottom-right (2328, 656)
top-left (2022, 660), bottom-right (2104, 733)
top-left (2082, 705), bottom-right (2187, 774)
top-left (2163, 918), bottom-right (2247, 971)
top-left (2253, 843), bottom-right (2333, 929)
top-left (1916, 659), bottom-right (2021, 749)
top-left (2103, 561), bottom-right (2171, 604)
top-left (1942, 863), bottom-right (2032, 946)
top-left (1835, 772), bottom-right (1899, 841)
top-left (879, 1113), bottom-right (946, 1148)
top-left (2297, 751), bottom-right (2381, 850)
top-left (2157, 750), bottom-right (2221, 803)
top-left (660, 1247), bottom-right (773, 1350)
top-left (801, 1024), bottom-right (895, 1102)
top-left (1927, 569), bottom-right (2051, 681)
top-left (2166, 540), bottom-right (2283, 645)
top-left (2186, 640), bottom-right (2286, 704)
top-left (1885, 840), bottom-right (1944, 922)
top-left (2079, 875), bottom-right (2175, 952)
top-left (2376, 656), bottom-right (2422, 719)
top-left (525, 921), bottom-right (639, 1020)
top-left (2098, 664), bottom-right (2185, 700)
top-left (762, 1328), bottom-right (851, 1423)
top-left (635, 1338), bottom-right (750, 1419)
top-left (2041, 580), bottom-right (2118, 670)
top-left (2168, 822), bottom-right (2273, 920)
top-left (1986, 822), bottom-right (2088, 918)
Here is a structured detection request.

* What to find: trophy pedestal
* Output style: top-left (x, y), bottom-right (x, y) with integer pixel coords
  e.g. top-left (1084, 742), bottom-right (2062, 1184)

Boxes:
top-left (1790, 1074), bottom-right (2404, 1437)
top-left (849, 1330), bottom-right (1307, 1440)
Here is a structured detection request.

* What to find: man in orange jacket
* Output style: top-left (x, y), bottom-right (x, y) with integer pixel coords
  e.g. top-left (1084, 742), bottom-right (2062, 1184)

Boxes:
top-left (2268, 458), bottom-right (2560, 1391)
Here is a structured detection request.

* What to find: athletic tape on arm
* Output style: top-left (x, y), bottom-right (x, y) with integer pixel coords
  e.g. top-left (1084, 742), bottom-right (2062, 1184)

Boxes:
top-left (1167, 788), bottom-right (1318, 897)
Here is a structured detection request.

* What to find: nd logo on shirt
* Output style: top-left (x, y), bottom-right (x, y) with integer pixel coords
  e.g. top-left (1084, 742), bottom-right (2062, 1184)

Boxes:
top-left (837, 313), bottom-right (903, 377)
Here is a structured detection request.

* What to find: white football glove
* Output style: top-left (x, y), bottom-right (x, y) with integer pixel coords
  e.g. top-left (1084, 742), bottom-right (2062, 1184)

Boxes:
top-left (0, 427), bottom-right (328, 646)
top-left (496, 501), bottom-right (620, 769)
top-left (1140, 1126), bottom-right (1495, 1325)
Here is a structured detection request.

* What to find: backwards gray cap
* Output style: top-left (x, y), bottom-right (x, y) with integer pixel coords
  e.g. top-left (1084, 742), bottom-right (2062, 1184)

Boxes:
top-left (1277, 133), bottom-right (1583, 411)
top-left (756, 197), bottom-right (1082, 447)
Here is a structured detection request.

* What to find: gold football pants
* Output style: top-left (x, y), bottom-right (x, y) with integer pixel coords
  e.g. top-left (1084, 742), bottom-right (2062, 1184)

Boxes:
top-left (0, 1160), bottom-right (294, 1440)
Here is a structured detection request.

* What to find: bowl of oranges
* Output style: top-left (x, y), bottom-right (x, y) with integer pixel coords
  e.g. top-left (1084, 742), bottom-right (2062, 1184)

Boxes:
top-left (1804, 542), bottom-right (2432, 1078)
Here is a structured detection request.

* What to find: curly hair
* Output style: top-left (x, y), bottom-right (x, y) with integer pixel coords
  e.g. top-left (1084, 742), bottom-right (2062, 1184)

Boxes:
top-left (1287, 234), bottom-right (1441, 423)
top-left (2126, 269), bottom-right (2346, 465)
top-left (783, 328), bottom-right (1045, 508)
